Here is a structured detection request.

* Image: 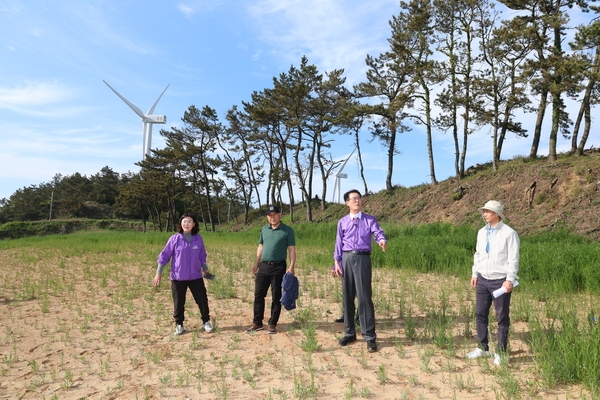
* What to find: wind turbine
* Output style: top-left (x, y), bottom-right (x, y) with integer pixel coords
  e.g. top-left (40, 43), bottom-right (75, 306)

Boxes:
top-left (331, 147), bottom-right (356, 203)
top-left (103, 80), bottom-right (169, 160)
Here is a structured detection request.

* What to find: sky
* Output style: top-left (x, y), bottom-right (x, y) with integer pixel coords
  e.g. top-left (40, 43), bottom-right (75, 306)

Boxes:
top-left (1, 0), bottom-right (598, 203)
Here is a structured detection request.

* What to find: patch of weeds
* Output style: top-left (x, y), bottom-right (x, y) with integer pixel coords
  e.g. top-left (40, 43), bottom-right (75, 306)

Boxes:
top-left (60, 370), bottom-right (74, 389)
top-left (493, 366), bottom-right (521, 399)
top-left (2, 353), bottom-right (18, 368)
top-left (294, 307), bottom-right (316, 328)
top-left (359, 386), bottom-right (372, 397)
top-left (243, 367), bottom-right (256, 388)
top-left (158, 374), bottom-right (173, 387)
top-left (404, 309), bottom-right (417, 341)
top-left (38, 295), bottom-right (50, 313)
top-left (28, 360), bottom-right (39, 374)
top-left (358, 348), bottom-right (368, 368)
top-left (227, 333), bottom-right (240, 350)
top-left (535, 193), bottom-right (547, 205)
top-left (344, 378), bottom-right (356, 399)
top-left (293, 372), bottom-right (319, 399)
top-left (376, 364), bottom-right (388, 382)
top-left (300, 323), bottom-right (322, 353)
top-left (418, 348), bottom-right (435, 373)
top-left (408, 375), bottom-right (419, 386)
top-left (393, 337), bottom-right (404, 358)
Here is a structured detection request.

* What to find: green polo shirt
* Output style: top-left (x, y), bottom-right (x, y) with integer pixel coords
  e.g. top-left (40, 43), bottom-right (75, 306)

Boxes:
top-left (259, 222), bottom-right (295, 262)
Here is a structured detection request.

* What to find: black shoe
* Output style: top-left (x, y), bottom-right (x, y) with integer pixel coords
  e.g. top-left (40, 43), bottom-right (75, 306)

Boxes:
top-left (367, 339), bottom-right (377, 353)
top-left (334, 317), bottom-right (344, 323)
top-left (339, 335), bottom-right (357, 346)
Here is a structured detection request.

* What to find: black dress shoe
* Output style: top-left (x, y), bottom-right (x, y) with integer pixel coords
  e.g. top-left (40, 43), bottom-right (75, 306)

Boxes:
top-left (367, 339), bottom-right (377, 353)
top-left (334, 317), bottom-right (344, 323)
top-left (339, 335), bottom-right (357, 346)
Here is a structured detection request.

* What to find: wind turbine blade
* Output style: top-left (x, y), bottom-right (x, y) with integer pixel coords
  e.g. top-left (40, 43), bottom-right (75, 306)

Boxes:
top-left (103, 80), bottom-right (146, 119)
top-left (147, 84), bottom-right (170, 115)
top-left (337, 147), bottom-right (356, 175)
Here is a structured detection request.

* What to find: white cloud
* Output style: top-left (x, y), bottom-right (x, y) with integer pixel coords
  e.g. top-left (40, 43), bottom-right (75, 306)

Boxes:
top-left (177, 4), bottom-right (196, 18)
top-left (0, 81), bottom-right (75, 106)
top-left (176, 1), bottom-right (224, 18)
top-left (246, 0), bottom-right (398, 85)
top-left (0, 81), bottom-right (73, 105)
top-left (0, 81), bottom-right (91, 118)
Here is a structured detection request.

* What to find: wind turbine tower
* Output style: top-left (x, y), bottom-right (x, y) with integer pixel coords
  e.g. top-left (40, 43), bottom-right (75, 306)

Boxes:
top-left (331, 148), bottom-right (356, 203)
top-left (103, 80), bottom-right (170, 160)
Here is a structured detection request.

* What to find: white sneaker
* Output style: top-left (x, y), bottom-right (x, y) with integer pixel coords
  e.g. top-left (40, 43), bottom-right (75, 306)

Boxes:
top-left (493, 353), bottom-right (506, 365)
top-left (174, 324), bottom-right (185, 336)
top-left (466, 348), bottom-right (490, 359)
top-left (202, 321), bottom-right (213, 333)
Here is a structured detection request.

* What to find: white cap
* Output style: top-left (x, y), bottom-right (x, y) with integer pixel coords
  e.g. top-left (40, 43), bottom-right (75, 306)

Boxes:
top-left (479, 200), bottom-right (505, 220)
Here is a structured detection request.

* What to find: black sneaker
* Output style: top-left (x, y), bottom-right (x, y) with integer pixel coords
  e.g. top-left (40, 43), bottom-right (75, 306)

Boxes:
top-left (339, 335), bottom-right (357, 346)
top-left (367, 339), bottom-right (377, 353)
top-left (334, 317), bottom-right (344, 323)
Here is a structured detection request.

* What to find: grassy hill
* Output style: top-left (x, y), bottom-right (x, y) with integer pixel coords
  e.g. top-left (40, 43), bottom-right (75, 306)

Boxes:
top-left (285, 149), bottom-right (600, 241)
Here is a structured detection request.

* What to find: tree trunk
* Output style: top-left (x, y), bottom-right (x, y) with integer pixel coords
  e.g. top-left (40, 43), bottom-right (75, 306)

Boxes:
top-left (577, 103), bottom-right (591, 156)
top-left (573, 48), bottom-right (599, 155)
top-left (424, 85), bottom-right (437, 185)
top-left (385, 122), bottom-right (397, 191)
top-left (548, 90), bottom-right (561, 162)
top-left (529, 89), bottom-right (548, 159)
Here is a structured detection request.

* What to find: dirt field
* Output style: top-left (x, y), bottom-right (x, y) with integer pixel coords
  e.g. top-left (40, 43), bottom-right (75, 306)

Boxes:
top-left (0, 242), bottom-right (592, 400)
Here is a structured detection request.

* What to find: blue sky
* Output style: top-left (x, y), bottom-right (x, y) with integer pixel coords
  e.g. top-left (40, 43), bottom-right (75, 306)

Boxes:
top-left (1, 1), bottom-right (597, 202)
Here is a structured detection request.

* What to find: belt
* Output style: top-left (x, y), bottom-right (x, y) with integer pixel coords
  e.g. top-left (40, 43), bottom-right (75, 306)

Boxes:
top-left (344, 250), bottom-right (371, 255)
top-left (263, 260), bottom-right (285, 265)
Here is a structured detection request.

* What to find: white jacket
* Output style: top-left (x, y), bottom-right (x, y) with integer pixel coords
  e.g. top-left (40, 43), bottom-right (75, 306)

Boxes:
top-left (472, 221), bottom-right (520, 283)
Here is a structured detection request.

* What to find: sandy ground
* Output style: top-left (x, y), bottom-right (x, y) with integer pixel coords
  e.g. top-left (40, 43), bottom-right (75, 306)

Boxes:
top-left (0, 247), bottom-right (592, 400)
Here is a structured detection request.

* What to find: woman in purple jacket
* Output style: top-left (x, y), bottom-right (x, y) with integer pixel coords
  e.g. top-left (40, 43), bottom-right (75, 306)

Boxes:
top-left (153, 213), bottom-right (213, 336)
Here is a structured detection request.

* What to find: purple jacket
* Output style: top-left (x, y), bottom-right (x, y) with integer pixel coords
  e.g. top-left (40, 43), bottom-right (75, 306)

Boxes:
top-left (158, 233), bottom-right (207, 281)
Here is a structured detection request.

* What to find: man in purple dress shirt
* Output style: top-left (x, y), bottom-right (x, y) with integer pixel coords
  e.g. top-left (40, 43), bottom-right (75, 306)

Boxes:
top-left (333, 189), bottom-right (387, 352)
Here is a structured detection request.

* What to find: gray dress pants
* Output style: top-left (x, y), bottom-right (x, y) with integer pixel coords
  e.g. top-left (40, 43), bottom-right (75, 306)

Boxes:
top-left (341, 252), bottom-right (376, 341)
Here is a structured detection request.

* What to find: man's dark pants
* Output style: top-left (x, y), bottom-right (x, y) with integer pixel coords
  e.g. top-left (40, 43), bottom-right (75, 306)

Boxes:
top-left (254, 261), bottom-right (286, 326)
top-left (475, 273), bottom-right (511, 352)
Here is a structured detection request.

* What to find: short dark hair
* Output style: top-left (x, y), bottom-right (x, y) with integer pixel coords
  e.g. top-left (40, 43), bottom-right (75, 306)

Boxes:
top-left (343, 189), bottom-right (362, 202)
top-left (177, 213), bottom-right (199, 235)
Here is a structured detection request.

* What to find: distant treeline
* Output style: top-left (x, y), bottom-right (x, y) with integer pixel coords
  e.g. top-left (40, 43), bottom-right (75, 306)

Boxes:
top-left (0, 166), bottom-right (246, 232)
top-left (0, 219), bottom-right (149, 240)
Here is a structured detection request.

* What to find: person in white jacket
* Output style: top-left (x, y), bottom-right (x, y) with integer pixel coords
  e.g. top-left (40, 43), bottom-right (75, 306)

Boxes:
top-left (467, 200), bottom-right (520, 365)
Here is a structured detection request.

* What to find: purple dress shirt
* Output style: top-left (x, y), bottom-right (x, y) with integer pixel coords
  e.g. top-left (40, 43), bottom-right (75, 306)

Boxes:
top-left (334, 213), bottom-right (386, 262)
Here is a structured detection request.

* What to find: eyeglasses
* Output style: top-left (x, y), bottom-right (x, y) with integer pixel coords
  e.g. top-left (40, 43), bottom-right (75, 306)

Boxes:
top-left (348, 196), bottom-right (361, 201)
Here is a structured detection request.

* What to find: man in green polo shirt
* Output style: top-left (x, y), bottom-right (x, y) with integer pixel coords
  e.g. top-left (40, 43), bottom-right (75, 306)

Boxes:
top-left (246, 205), bottom-right (296, 334)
